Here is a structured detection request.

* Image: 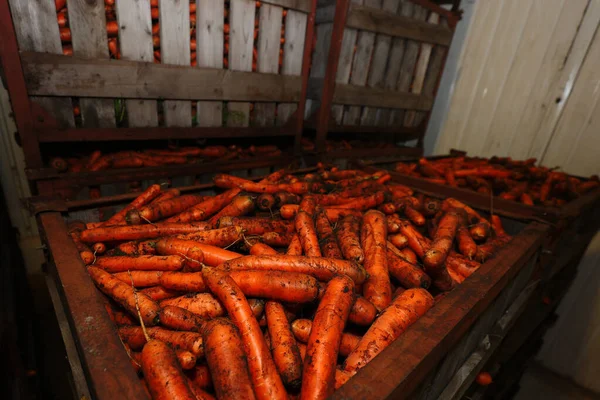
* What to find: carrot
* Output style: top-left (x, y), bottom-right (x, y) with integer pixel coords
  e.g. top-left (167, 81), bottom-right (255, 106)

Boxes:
top-left (445, 169), bottom-right (458, 187)
top-left (344, 288), bottom-right (434, 374)
top-left (386, 214), bottom-right (402, 233)
top-left (422, 198), bottom-right (441, 217)
top-left (219, 255), bottom-right (368, 284)
top-left (176, 350), bottom-right (197, 370)
top-left (490, 215), bottom-right (508, 237)
top-left (206, 194), bottom-right (255, 227)
top-left (389, 233), bottom-right (408, 249)
top-left (520, 192), bottom-right (534, 206)
top-left (80, 222), bottom-right (211, 243)
top-left (127, 195), bottom-right (205, 224)
top-left (335, 191), bottom-right (386, 211)
top-left (361, 210), bottom-right (392, 311)
top-left (348, 296), bottom-right (377, 326)
top-left (398, 247), bottom-right (418, 265)
top-left (336, 215), bottom-right (364, 263)
top-left (103, 184), bottom-right (161, 226)
top-left (187, 379), bottom-right (215, 400)
top-left (392, 286), bottom-right (406, 299)
top-left (202, 267), bottom-right (287, 400)
top-left (218, 216), bottom-right (294, 235)
top-left (105, 304), bottom-right (137, 326)
top-left (265, 301), bottom-right (303, 389)
top-left (161, 293), bottom-right (224, 319)
top-left (94, 255), bottom-right (184, 273)
top-left (250, 242), bottom-right (278, 255)
top-left (403, 206), bottom-right (426, 226)
top-left (442, 198), bottom-right (490, 241)
top-left (88, 267), bottom-right (160, 326)
top-left (187, 364), bottom-right (213, 390)
top-left (315, 210), bottom-right (343, 259)
top-left (113, 270), bottom-right (163, 287)
top-left (92, 242), bottom-right (106, 255)
top-left (232, 270), bottom-right (320, 303)
top-left (259, 168), bottom-right (287, 182)
top-left (140, 286), bottom-right (183, 301)
top-left (475, 235), bottom-right (512, 262)
top-left (291, 319), bottom-right (360, 357)
top-left (286, 234), bottom-right (303, 255)
top-left (70, 231), bottom-right (95, 264)
top-left (202, 318), bottom-right (257, 400)
top-left (295, 211), bottom-right (321, 258)
top-left (280, 204), bottom-right (362, 221)
top-left (167, 188), bottom-right (241, 223)
top-left (257, 193), bottom-right (276, 210)
top-left (177, 226), bottom-right (244, 247)
top-left (386, 243), bottom-right (431, 289)
top-left (152, 238), bottom-right (204, 270)
top-left (148, 188), bottom-right (181, 205)
top-left (446, 253), bottom-right (480, 277)
top-left (165, 241), bottom-right (240, 267)
top-left (160, 305), bottom-right (206, 333)
top-left (423, 209), bottom-right (461, 269)
top-left (398, 220), bottom-right (429, 258)
top-left (274, 191), bottom-right (301, 207)
top-left (214, 173), bottom-right (317, 195)
top-left (141, 340), bottom-right (196, 400)
top-left (300, 275), bottom-right (355, 400)
top-left (120, 326), bottom-right (204, 356)
top-left (335, 369), bottom-right (352, 390)
top-left (456, 226), bottom-right (477, 259)
top-left (159, 271), bottom-right (207, 292)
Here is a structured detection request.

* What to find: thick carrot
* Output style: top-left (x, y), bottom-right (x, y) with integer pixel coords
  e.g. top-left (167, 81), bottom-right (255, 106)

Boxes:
top-left (295, 211), bottom-right (322, 258)
top-left (177, 226), bottom-right (244, 247)
top-left (403, 206), bottom-right (426, 226)
top-left (113, 270), bottom-right (163, 287)
top-left (231, 270), bottom-right (320, 303)
top-left (206, 194), bottom-right (255, 227)
top-left (456, 226), bottom-right (477, 259)
top-left (141, 340), bottom-right (196, 400)
top-left (387, 243), bottom-right (431, 289)
top-left (218, 216), bottom-right (294, 235)
top-left (315, 210), bottom-right (343, 259)
top-left (88, 267), bottom-right (160, 326)
top-left (80, 222), bottom-right (211, 243)
top-left (398, 220), bottom-right (429, 258)
top-left (300, 275), bottom-right (355, 400)
top-left (152, 238), bottom-right (204, 270)
top-left (423, 209), bottom-right (461, 269)
top-left (159, 272), bottom-right (207, 292)
top-left (280, 205), bottom-right (361, 221)
top-left (398, 247), bottom-right (418, 265)
top-left (291, 319), bottom-right (360, 357)
top-left (176, 350), bottom-right (197, 370)
top-left (156, 238), bottom-right (239, 267)
top-left (140, 286), bottom-right (182, 301)
top-left (127, 194), bottom-right (205, 224)
top-left (187, 364), bottom-right (213, 390)
top-left (361, 210), bottom-right (392, 311)
top-left (202, 267), bottom-right (287, 400)
top-left (105, 304), bottom-right (137, 326)
top-left (389, 233), bottom-right (408, 249)
top-left (160, 305), bottom-right (206, 332)
top-left (219, 255), bottom-right (368, 284)
top-left (94, 255), bottom-right (184, 273)
top-left (161, 293), bottom-right (224, 319)
top-left (250, 242), bottom-right (279, 256)
top-left (344, 289), bottom-right (434, 374)
top-left (257, 193), bottom-right (276, 210)
top-left (336, 215), bottom-right (364, 263)
top-left (335, 191), bottom-right (386, 211)
top-left (214, 173), bottom-right (316, 194)
top-left (348, 296), bottom-right (378, 326)
top-left (286, 234), bottom-right (303, 255)
top-left (167, 188), bottom-right (241, 223)
top-left (274, 191), bottom-right (301, 207)
top-left (265, 301), bottom-right (303, 389)
top-left (202, 318), bottom-right (257, 400)
top-left (120, 326), bottom-right (204, 356)
top-left (103, 184), bottom-right (161, 226)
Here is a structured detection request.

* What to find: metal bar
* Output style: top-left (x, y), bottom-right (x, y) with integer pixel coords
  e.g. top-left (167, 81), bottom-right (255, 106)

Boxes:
top-left (0, 0), bottom-right (42, 168)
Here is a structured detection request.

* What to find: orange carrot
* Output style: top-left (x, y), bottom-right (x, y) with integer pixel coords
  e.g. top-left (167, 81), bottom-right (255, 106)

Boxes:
top-left (259, 231), bottom-right (294, 247)
top-left (88, 267), bottom-right (160, 326)
top-left (336, 215), bottom-right (364, 263)
top-left (120, 326), bottom-right (204, 356)
top-left (361, 210), bottom-right (392, 311)
top-left (214, 173), bottom-right (317, 195)
top-left (219, 255), bottom-right (368, 284)
top-left (177, 226), bottom-right (243, 247)
top-left (398, 247), bottom-right (418, 265)
top-left (250, 242), bottom-right (278, 256)
top-left (300, 275), bottom-right (355, 400)
top-left (389, 233), bottom-right (408, 249)
top-left (335, 191), bottom-right (386, 211)
top-left (386, 214), bottom-right (402, 233)
top-left (113, 270), bottom-right (163, 287)
top-left (140, 286), bottom-right (182, 301)
top-left (103, 184), bottom-right (162, 226)
top-left (386, 243), bottom-right (431, 289)
top-left (218, 216), bottom-right (294, 235)
top-left (490, 214), bottom-right (508, 237)
top-left (187, 364), bottom-right (213, 390)
top-left (231, 270), bottom-right (320, 303)
top-left (344, 289), bottom-right (434, 374)
top-left (160, 305), bottom-right (206, 333)
top-left (202, 318), bottom-right (257, 400)
top-left (335, 369), bottom-right (352, 390)
top-left (442, 198), bottom-right (490, 241)
top-left (295, 209), bottom-right (321, 258)
top-left (148, 188), bottom-right (181, 205)
top-left (265, 301), bottom-right (303, 389)
top-left (291, 319), bottom-right (360, 357)
top-left (176, 350), bottom-right (197, 370)
top-left (158, 240), bottom-right (240, 267)
top-left (80, 222), bottom-right (211, 243)
top-left (202, 267), bottom-right (287, 400)
top-left (167, 188), bottom-right (241, 223)
top-left (127, 195), bottom-right (205, 224)
top-left (141, 340), bottom-right (196, 400)
top-left (70, 231), bottom-right (95, 264)
top-left (94, 255), bottom-right (184, 272)
top-left (206, 195), bottom-right (255, 227)
top-left (160, 293), bottom-right (224, 319)
top-left (456, 226), bottom-right (477, 259)
top-left (274, 191), bottom-right (301, 206)
top-left (257, 193), bottom-right (276, 210)
top-left (398, 220), bottom-right (429, 258)
top-left (403, 205), bottom-right (426, 226)
top-left (286, 234), bottom-right (303, 255)
top-left (153, 238), bottom-right (205, 270)
top-left (280, 204), bottom-right (361, 221)
top-left (315, 210), bottom-right (343, 259)
top-left (423, 209), bottom-right (461, 269)
top-left (105, 304), bottom-right (137, 326)
top-left (159, 272), bottom-right (207, 292)
top-left (520, 192), bottom-right (534, 205)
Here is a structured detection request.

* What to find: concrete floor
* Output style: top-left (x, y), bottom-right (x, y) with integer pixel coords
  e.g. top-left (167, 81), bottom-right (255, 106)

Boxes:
top-left (515, 362), bottom-right (600, 400)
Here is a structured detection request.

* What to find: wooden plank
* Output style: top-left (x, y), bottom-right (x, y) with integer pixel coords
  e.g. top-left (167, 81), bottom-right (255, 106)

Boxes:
top-left (22, 53), bottom-right (302, 102)
top-left (261, 0), bottom-right (311, 13)
top-left (346, 3), bottom-right (452, 45)
top-left (8, 0), bottom-right (74, 129)
top-left (333, 82), bottom-right (434, 109)
top-left (227, 0), bottom-right (256, 127)
top-left (305, 19), bottom-right (332, 119)
top-left (332, 0), bottom-right (363, 125)
top-left (360, 0), bottom-right (400, 126)
top-left (404, 12), bottom-right (439, 127)
top-left (415, 39), bottom-right (447, 126)
top-left (66, 0), bottom-right (116, 128)
top-left (254, 4), bottom-right (283, 127)
top-left (115, 0), bottom-right (158, 127)
top-left (196, 0), bottom-right (224, 127)
top-left (343, 0), bottom-right (381, 125)
top-left (277, 10), bottom-right (307, 125)
top-left (159, 0), bottom-right (192, 127)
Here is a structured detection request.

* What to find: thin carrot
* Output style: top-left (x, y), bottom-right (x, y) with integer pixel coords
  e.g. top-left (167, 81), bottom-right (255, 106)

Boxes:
top-left (265, 301), bottom-right (303, 389)
top-left (361, 210), bottom-right (392, 311)
top-left (160, 305), bottom-right (206, 332)
top-left (386, 243), bottom-right (431, 289)
top-left (177, 226), bottom-right (243, 247)
top-left (315, 210), bottom-right (343, 259)
top-left (80, 222), bottom-right (211, 243)
top-left (218, 216), bottom-right (294, 235)
top-left (156, 238), bottom-right (240, 266)
top-left (286, 234), bottom-right (303, 255)
top-left (398, 220), bottom-right (429, 258)
top-left (295, 206), bottom-right (321, 257)
top-left (127, 194), bottom-right (205, 224)
top-left (148, 188), bottom-right (181, 205)
top-left (335, 191), bottom-right (386, 211)
top-left (94, 255), bottom-right (184, 272)
top-left (152, 238), bottom-right (204, 270)
top-left (300, 275), bottom-right (355, 400)
top-left (103, 184), bottom-right (161, 226)
top-left (456, 226), bottom-right (477, 259)
top-left (344, 289), bottom-right (434, 374)
top-left (167, 188), bottom-right (241, 223)
top-left (202, 267), bottom-right (287, 400)
top-left (291, 319), bottom-right (360, 357)
top-left (120, 326), bottom-right (204, 357)
top-left (250, 242), bottom-right (279, 255)
top-left (113, 270), bottom-right (163, 287)
top-left (335, 369), bottom-right (352, 390)
top-left (202, 318), bottom-right (257, 400)
top-left (160, 293), bottom-right (224, 319)
top-left (206, 194), bottom-right (255, 227)
top-left (336, 215), bottom-right (364, 263)
top-left (105, 304), bottom-right (137, 326)
top-left (214, 173), bottom-right (317, 195)
top-left (88, 267), bottom-right (160, 326)
top-left (141, 340), bottom-right (196, 400)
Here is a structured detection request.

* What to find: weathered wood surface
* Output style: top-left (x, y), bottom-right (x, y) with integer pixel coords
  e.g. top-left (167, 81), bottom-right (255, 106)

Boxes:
top-left (261, 0), bottom-right (311, 13)
top-left (331, 81), bottom-right (434, 110)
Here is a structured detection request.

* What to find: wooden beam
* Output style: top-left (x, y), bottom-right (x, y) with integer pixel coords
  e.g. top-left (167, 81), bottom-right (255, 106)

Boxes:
top-left (261, 0), bottom-right (311, 13)
top-left (346, 5), bottom-right (453, 45)
top-left (333, 82), bottom-right (434, 110)
top-left (21, 52), bottom-right (302, 102)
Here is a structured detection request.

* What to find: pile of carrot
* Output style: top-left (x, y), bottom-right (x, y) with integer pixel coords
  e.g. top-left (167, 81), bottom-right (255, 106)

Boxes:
top-left (394, 156), bottom-right (600, 207)
top-left (49, 144), bottom-right (283, 173)
top-left (71, 165), bottom-right (514, 399)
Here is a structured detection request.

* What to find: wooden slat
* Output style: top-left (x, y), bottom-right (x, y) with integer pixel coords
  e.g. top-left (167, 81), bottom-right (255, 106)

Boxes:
top-left (227, 0), bottom-right (256, 127)
top-left (360, 0), bottom-right (400, 126)
top-left (277, 10), bottom-right (307, 125)
top-left (8, 0), bottom-right (74, 129)
top-left (416, 35), bottom-right (448, 127)
top-left (262, 0), bottom-right (311, 13)
top-left (67, 0), bottom-right (116, 128)
top-left (196, 0), bottom-right (224, 127)
top-left (115, 0), bottom-right (158, 127)
top-left (346, 3), bottom-right (452, 45)
top-left (343, 0), bottom-right (380, 125)
top-left (333, 82), bottom-right (434, 109)
top-left (159, 0), bottom-right (192, 127)
top-left (22, 53), bottom-right (302, 102)
top-left (305, 19), bottom-right (333, 119)
top-left (255, 4), bottom-right (283, 126)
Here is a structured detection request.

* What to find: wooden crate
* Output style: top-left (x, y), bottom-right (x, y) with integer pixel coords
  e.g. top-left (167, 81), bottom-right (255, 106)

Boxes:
top-left (0, 0), bottom-right (316, 194)
top-left (306, 0), bottom-right (461, 155)
top-left (30, 171), bottom-right (547, 400)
